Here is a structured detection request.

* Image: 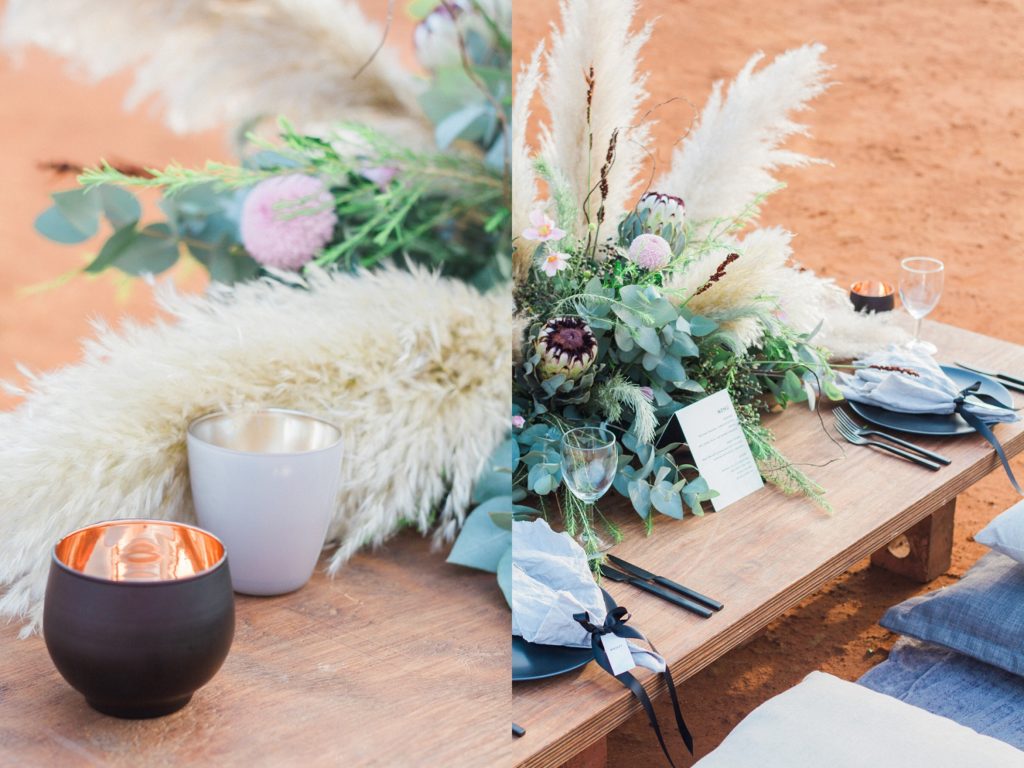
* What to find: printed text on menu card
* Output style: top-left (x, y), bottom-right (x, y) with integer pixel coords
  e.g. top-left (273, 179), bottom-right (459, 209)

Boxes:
top-left (674, 390), bottom-right (764, 511)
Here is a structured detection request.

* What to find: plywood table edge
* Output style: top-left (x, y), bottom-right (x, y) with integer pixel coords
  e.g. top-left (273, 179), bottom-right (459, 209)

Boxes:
top-left (514, 429), bottom-right (1024, 768)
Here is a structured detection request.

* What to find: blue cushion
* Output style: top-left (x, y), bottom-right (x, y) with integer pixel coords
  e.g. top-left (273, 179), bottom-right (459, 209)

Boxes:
top-left (880, 551), bottom-right (1024, 677)
top-left (860, 638), bottom-right (1024, 750)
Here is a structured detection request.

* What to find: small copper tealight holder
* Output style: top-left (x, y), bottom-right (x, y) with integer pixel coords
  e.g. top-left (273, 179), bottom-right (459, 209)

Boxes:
top-left (849, 280), bottom-right (895, 313)
top-left (43, 520), bottom-right (235, 718)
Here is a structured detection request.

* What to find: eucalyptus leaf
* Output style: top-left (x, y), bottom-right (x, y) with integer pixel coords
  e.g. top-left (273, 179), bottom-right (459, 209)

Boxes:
top-left (627, 479), bottom-right (652, 519)
top-left (496, 547), bottom-right (512, 607)
top-left (650, 481), bottom-right (684, 519)
top-left (647, 298), bottom-right (678, 327)
top-left (436, 102), bottom-right (489, 150)
top-left (670, 334), bottom-right (700, 358)
top-left (446, 496), bottom-right (511, 572)
top-left (614, 324), bottom-right (634, 351)
top-left (98, 186), bottom-right (142, 229)
top-left (202, 247), bottom-right (261, 285)
top-left (781, 369), bottom-right (804, 403)
top-left (112, 224), bottom-right (180, 276)
top-left (34, 206), bottom-right (92, 244)
top-left (689, 316), bottom-right (718, 336)
top-left (84, 224), bottom-right (140, 273)
top-left (655, 356), bottom-right (687, 382)
top-left (636, 326), bottom-right (661, 355)
top-left (472, 467), bottom-right (512, 503)
top-left (533, 473), bottom-right (554, 495)
top-left (52, 189), bottom-right (100, 236)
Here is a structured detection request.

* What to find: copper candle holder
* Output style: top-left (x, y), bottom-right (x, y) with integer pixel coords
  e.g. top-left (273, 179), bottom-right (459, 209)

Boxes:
top-left (849, 280), bottom-right (896, 313)
top-left (43, 520), bottom-right (234, 718)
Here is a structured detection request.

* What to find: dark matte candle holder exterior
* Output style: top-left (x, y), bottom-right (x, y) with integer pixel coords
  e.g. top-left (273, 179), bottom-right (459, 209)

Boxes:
top-left (43, 520), bottom-right (235, 718)
top-left (849, 280), bottom-right (896, 313)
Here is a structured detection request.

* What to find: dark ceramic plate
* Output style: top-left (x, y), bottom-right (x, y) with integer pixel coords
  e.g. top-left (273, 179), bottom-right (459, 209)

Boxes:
top-left (512, 589), bottom-right (616, 682)
top-left (848, 365), bottom-right (1013, 436)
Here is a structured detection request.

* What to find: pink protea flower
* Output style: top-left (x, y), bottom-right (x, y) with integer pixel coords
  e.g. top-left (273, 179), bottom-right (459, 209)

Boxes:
top-left (627, 233), bottom-right (672, 271)
top-left (512, 415), bottom-right (526, 429)
top-left (240, 175), bottom-right (337, 270)
top-left (523, 209), bottom-right (566, 243)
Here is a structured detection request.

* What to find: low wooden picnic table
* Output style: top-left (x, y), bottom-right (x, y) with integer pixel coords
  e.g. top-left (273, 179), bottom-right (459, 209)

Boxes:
top-left (0, 530), bottom-right (509, 767)
top-left (512, 321), bottom-right (1024, 768)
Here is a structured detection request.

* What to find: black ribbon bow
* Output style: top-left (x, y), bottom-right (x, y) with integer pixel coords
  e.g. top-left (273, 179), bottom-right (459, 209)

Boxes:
top-left (954, 383), bottom-right (1022, 495)
top-left (574, 607), bottom-right (693, 767)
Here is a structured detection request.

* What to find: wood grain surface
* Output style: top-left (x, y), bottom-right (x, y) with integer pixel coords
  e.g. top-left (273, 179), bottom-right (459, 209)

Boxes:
top-left (0, 530), bottom-right (510, 768)
top-left (513, 321), bottom-right (1024, 768)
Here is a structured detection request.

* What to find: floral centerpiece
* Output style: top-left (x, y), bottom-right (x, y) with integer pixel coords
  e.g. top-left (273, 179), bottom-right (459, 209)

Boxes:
top-left (511, 0), bottom-right (847, 553)
top-left (23, 0), bottom-right (511, 291)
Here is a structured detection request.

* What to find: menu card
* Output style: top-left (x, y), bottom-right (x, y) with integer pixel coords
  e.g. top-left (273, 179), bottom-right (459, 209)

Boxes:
top-left (674, 390), bottom-right (764, 511)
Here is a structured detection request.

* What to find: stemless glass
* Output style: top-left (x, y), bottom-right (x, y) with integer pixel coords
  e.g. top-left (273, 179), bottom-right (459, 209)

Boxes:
top-left (898, 257), bottom-right (944, 353)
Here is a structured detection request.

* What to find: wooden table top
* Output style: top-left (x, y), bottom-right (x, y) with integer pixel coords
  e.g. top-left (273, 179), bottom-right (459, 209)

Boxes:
top-left (512, 321), bottom-right (1024, 768)
top-left (0, 530), bottom-right (510, 768)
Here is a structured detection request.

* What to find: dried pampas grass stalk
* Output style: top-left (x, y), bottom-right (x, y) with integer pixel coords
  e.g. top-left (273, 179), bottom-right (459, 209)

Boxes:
top-left (0, 267), bottom-right (510, 633)
top-left (657, 44), bottom-right (833, 231)
top-left (2, 0), bottom-right (426, 139)
top-left (542, 0), bottom-right (651, 239)
top-left (512, 42), bottom-right (544, 284)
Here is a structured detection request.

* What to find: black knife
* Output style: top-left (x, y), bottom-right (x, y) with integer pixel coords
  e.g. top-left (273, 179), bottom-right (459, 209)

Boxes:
top-left (955, 362), bottom-right (1024, 393)
top-left (599, 564), bottom-right (713, 619)
top-left (607, 554), bottom-right (724, 612)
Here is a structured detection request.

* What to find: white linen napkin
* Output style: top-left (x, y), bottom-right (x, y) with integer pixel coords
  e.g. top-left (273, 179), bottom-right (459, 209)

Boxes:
top-left (837, 346), bottom-right (1018, 424)
top-left (511, 519), bottom-right (664, 671)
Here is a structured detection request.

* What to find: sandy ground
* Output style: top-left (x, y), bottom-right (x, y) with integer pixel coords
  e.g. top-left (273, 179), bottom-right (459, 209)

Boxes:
top-left (1, 0), bottom-right (1023, 765)
top-left (515, 0), bottom-right (1024, 763)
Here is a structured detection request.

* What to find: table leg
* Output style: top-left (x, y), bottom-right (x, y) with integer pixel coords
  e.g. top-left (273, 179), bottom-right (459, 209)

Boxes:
top-left (558, 737), bottom-right (607, 768)
top-left (870, 498), bottom-right (956, 582)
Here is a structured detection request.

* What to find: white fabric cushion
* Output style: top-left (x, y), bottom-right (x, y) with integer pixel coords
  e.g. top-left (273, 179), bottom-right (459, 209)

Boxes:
top-left (694, 672), bottom-right (1024, 767)
top-left (976, 499), bottom-right (1024, 564)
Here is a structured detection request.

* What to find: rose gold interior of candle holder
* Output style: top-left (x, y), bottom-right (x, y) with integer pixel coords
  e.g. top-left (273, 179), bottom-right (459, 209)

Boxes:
top-left (54, 521), bottom-right (225, 582)
top-left (850, 280), bottom-right (895, 298)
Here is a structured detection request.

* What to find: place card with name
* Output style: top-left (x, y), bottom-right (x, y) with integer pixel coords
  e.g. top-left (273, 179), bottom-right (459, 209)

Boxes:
top-left (674, 390), bottom-right (764, 511)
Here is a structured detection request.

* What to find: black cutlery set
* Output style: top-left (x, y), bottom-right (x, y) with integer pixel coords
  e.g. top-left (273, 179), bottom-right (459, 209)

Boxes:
top-left (833, 407), bottom-right (950, 470)
top-left (835, 360), bottom-right (1023, 470)
top-left (600, 555), bottom-right (723, 619)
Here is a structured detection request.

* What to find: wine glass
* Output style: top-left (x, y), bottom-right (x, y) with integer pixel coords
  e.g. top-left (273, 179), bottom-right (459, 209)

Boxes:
top-left (898, 257), bottom-right (944, 354)
top-left (561, 427), bottom-right (617, 555)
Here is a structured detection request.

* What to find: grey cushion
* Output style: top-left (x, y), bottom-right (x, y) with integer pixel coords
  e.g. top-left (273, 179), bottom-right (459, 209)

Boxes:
top-left (976, 499), bottom-right (1024, 564)
top-left (860, 638), bottom-right (1024, 749)
top-left (880, 551), bottom-right (1024, 677)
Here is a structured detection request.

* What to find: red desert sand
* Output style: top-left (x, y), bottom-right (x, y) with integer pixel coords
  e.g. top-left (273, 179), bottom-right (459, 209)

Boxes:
top-left (0, 0), bottom-right (1021, 764)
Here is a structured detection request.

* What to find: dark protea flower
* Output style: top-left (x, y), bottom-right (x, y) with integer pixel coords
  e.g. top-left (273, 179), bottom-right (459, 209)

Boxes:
top-left (535, 316), bottom-right (598, 381)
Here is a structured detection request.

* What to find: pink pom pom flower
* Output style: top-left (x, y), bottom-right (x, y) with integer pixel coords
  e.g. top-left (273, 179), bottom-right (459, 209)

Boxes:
top-left (240, 175), bottom-right (337, 270)
top-left (627, 233), bottom-right (672, 271)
